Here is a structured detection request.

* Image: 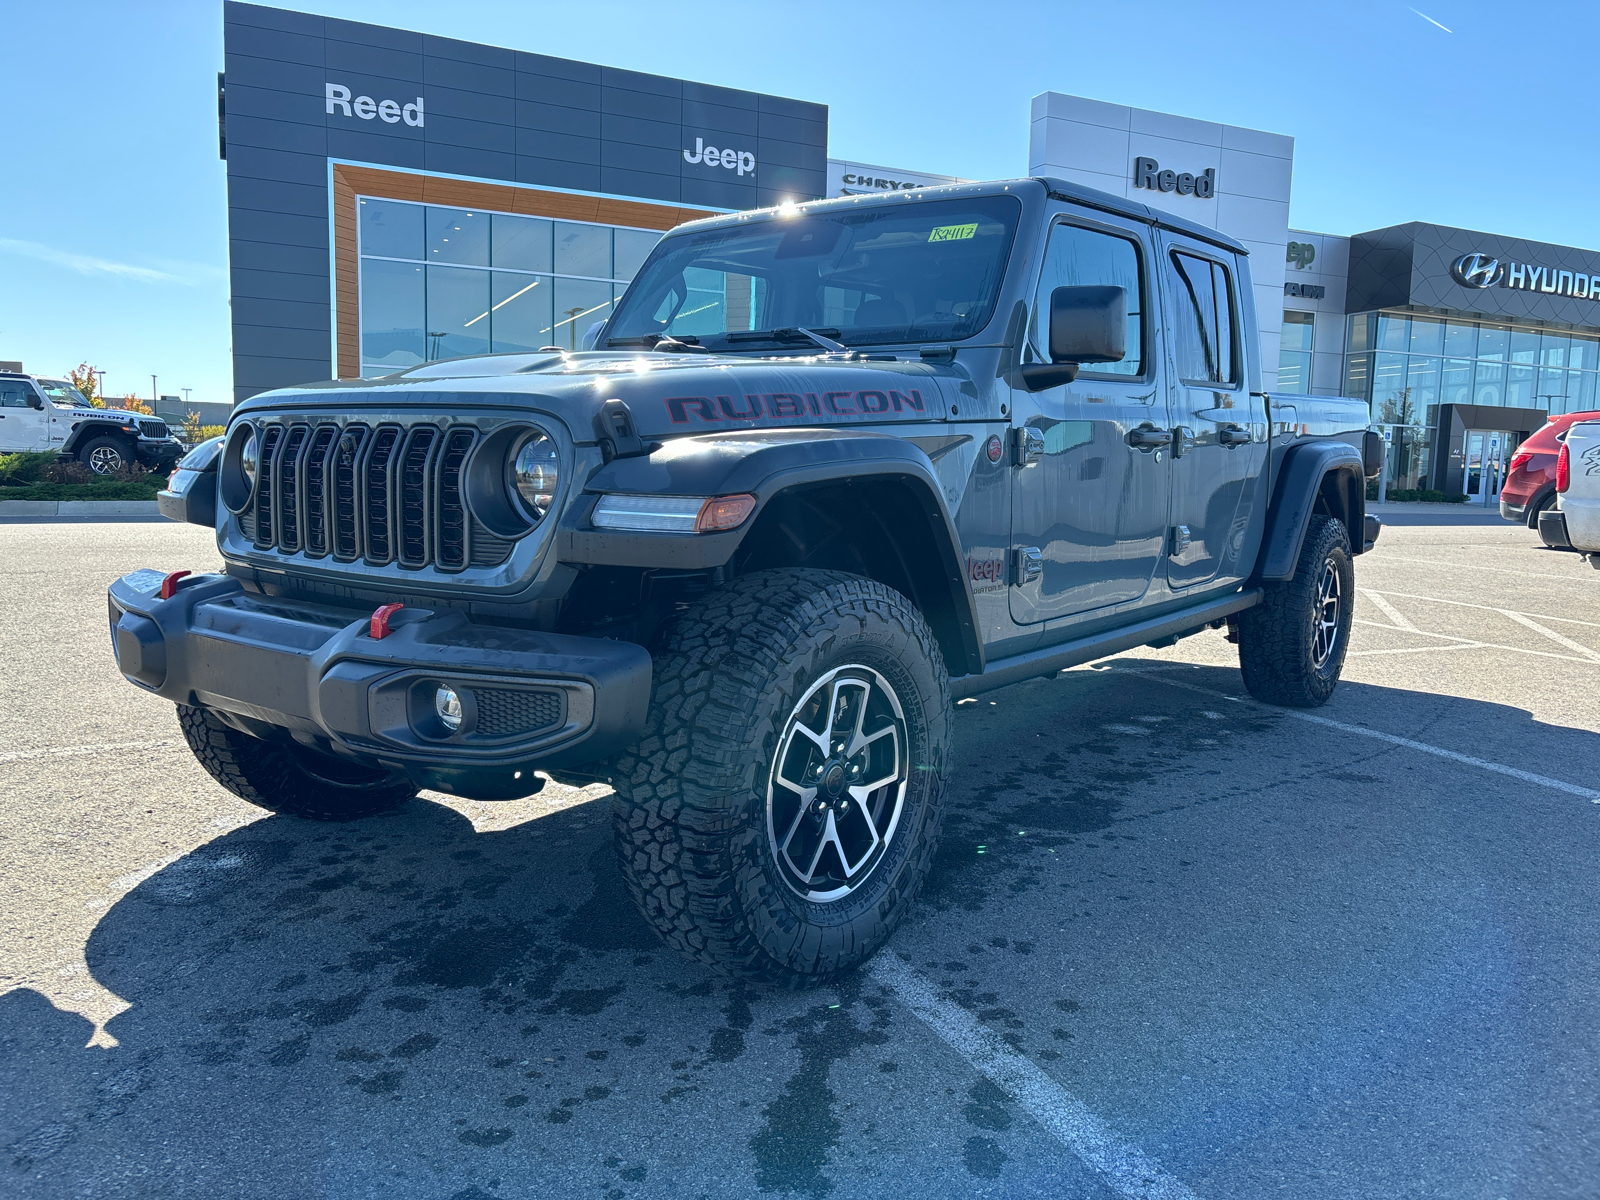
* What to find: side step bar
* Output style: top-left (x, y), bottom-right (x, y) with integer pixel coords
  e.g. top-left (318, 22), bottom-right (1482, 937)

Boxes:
top-left (952, 588), bottom-right (1263, 699)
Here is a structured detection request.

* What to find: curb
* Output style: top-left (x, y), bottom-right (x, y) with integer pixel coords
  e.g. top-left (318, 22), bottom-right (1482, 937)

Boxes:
top-left (0, 500), bottom-right (162, 517)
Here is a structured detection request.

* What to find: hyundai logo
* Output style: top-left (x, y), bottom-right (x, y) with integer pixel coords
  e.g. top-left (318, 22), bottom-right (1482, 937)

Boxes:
top-left (1451, 253), bottom-right (1504, 289)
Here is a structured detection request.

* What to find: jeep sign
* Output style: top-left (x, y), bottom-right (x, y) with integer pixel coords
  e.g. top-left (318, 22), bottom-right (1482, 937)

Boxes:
top-left (326, 83), bottom-right (424, 127)
top-left (683, 137), bottom-right (756, 177)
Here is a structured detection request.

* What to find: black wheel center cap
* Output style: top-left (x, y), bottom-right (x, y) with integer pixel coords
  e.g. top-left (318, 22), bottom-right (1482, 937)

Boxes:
top-left (822, 763), bottom-right (846, 797)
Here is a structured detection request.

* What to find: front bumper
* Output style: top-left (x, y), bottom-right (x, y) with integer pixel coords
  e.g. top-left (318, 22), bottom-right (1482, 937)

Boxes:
top-left (137, 439), bottom-right (183, 470)
top-left (107, 570), bottom-right (651, 798)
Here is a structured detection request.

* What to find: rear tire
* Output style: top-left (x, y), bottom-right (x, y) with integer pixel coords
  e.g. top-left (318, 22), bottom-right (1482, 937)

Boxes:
top-left (609, 569), bottom-right (951, 984)
top-left (177, 704), bottom-right (416, 820)
top-left (1237, 514), bottom-right (1354, 708)
top-left (1528, 490), bottom-right (1556, 529)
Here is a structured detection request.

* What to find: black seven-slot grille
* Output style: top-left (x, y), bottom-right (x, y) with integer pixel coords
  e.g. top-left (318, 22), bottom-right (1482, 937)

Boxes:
top-left (138, 419), bottom-right (169, 439)
top-left (238, 420), bottom-right (513, 571)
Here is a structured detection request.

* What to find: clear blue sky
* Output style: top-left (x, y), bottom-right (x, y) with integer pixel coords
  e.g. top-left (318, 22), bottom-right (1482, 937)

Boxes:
top-left (5, 0), bottom-right (1596, 405)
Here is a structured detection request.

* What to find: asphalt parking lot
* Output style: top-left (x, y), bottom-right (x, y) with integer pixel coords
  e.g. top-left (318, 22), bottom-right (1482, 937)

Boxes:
top-left (4, 508), bottom-right (1599, 1200)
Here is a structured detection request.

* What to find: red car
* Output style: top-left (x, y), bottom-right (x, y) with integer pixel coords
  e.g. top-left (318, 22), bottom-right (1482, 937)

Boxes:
top-left (1501, 410), bottom-right (1600, 526)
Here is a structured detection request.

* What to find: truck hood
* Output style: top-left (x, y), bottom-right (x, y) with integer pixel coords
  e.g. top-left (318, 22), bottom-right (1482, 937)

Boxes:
top-left (249, 351), bottom-right (977, 442)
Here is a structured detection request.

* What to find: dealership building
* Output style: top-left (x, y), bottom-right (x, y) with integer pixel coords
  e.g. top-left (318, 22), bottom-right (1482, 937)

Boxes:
top-left (221, 1), bottom-right (1600, 503)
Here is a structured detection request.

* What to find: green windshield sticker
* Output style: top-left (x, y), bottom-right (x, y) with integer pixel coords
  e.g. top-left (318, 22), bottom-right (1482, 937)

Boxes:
top-left (928, 223), bottom-right (978, 242)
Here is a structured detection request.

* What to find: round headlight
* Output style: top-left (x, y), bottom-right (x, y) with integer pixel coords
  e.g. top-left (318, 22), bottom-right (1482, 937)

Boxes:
top-left (240, 432), bottom-right (259, 487)
top-left (510, 431), bottom-right (559, 521)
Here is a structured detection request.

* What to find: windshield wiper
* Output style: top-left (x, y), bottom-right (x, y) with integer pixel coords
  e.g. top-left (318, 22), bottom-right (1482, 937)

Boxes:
top-left (604, 333), bottom-right (710, 353)
top-left (724, 327), bottom-right (848, 352)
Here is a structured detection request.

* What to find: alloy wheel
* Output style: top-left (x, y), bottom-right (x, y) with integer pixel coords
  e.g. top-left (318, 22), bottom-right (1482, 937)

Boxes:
top-left (766, 664), bottom-right (909, 903)
top-left (88, 445), bottom-right (126, 474)
top-left (1311, 557), bottom-right (1342, 669)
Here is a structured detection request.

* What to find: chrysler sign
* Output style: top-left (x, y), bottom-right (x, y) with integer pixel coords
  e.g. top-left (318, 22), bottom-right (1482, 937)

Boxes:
top-left (1451, 251), bottom-right (1600, 302)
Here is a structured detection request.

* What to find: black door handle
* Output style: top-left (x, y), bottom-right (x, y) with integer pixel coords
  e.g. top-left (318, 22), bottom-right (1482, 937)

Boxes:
top-left (1219, 426), bottom-right (1253, 447)
top-left (1127, 425), bottom-right (1172, 449)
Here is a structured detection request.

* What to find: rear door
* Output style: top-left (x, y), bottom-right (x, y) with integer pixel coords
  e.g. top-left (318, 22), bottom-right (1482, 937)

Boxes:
top-left (1009, 211), bottom-right (1171, 624)
top-left (0, 380), bottom-right (48, 451)
top-left (1159, 238), bottom-right (1267, 590)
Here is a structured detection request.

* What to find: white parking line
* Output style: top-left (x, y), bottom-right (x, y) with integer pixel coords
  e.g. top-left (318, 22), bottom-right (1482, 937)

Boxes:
top-left (1367, 588), bottom-right (1600, 630)
top-left (1361, 589), bottom-right (1417, 631)
top-left (869, 953), bottom-right (1201, 1200)
top-left (1351, 619), bottom-right (1598, 666)
top-left (1107, 664), bottom-right (1600, 803)
top-left (0, 739), bottom-right (175, 766)
top-left (1346, 642), bottom-right (1485, 658)
top-left (1498, 610), bottom-right (1600, 663)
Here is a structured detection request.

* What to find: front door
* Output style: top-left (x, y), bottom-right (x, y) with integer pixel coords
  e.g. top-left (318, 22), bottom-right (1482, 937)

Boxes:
top-left (0, 380), bottom-right (49, 451)
top-left (1160, 237), bottom-right (1268, 590)
top-left (1464, 429), bottom-right (1512, 504)
top-left (1009, 212), bottom-right (1171, 624)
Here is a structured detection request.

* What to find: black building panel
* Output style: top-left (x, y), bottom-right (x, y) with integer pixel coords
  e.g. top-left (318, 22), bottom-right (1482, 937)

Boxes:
top-left (324, 39), bottom-right (424, 83)
top-left (227, 175), bottom-right (326, 219)
top-left (514, 100), bottom-right (602, 138)
top-left (222, 2), bottom-right (827, 400)
top-left (230, 240), bottom-right (327, 277)
top-left (514, 157), bottom-right (603, 193)
top-left (230, 267), bottom-right (330, 306)
top-left (232, 296), bottom-right (332, 332)
top-left (515, 128), bottom-right (601, 165)
top-left (600, 167), bottom-right (682, 205)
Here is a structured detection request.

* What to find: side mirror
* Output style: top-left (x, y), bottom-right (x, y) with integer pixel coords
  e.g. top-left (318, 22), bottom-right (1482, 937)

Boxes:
top-left (26, 393), bottom-right (43, 410)
top-left (1020, 285), bottom-right (1128, 391)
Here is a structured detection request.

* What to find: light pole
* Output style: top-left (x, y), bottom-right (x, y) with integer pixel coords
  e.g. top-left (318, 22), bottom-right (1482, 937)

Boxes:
top-left (94, 370), bottom-right (106, 404)
top-left (151, 375), bottom-right (157, 409)
top-left (182, 388), bottom-right (192, 405)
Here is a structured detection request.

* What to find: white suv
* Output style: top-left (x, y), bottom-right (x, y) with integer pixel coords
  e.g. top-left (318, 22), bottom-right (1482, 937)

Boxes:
top-left (1542, 419), bottom-right (1600, 567)
top-left (0, 372), bottom-right (183, 473)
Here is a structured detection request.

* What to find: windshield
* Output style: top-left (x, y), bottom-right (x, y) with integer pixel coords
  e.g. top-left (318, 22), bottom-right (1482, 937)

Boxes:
top-left (38, 379), bottom-right (91, 408)
top-left (605, 195), bottom-right (1022, 351)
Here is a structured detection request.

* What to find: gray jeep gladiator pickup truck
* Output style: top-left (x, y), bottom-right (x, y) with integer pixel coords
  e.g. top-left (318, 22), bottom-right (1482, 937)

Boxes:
top-left (111, 177), bottom-right (1381, 982)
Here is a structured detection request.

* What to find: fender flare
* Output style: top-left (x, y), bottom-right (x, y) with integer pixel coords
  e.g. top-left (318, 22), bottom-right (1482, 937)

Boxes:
top-left (61, 418), bottom-right (139, 457)
top-left (1253, 440), bottom-right (1366, 582)
top-left (558, 428), bottom-right (985, 675)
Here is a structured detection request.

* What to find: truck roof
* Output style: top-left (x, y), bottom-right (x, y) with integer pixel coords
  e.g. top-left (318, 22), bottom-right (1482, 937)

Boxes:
top-left (673, 176), bottom-right (1249, 257)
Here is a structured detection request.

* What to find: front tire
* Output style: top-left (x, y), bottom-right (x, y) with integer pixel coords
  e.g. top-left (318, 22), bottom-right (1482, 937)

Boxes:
top-left (79, 436), bottom-right (132, 475)
top-left (178, 704), bottom-right (416, 820)
top-left (1237, 514), bottom-right (1354, 708)
top-left (609, 569), bottom-right (951, 983)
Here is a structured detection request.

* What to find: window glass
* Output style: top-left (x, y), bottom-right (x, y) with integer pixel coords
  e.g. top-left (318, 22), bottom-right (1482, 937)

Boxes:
top-left (1537, 368), bottom-right (1570, 409)
top-left (1505, 363), bottom-right (1536, 407)
top-left (1376, 313), bottom-right (1410, 352)
top-left (425, 265), bottom-right (491, 359)
top-left (1408, 317), bottom-right (1444, 357)
top-left (1477, 325), bottom-right (1509, 360)
top-left (426, 208), bottom-right (489, 267)
top-left (1569, 336), bottom-right (1597, 372)
top-left (1346, 313), bottom-right (1373, 353)
top-left (1509, 328), bottom-right (1539, 365)
top-left (1474, 360), bottom-right (1505, 406)
top-left (1406, 355), bottom-right (1441, 411)
top-left (555, 222), bottom-right (611, 279)
top-left (606, 195), bottom-right (1022, 349)
top-left (1029, 223), bottom-right (1144, 377)
top-left (359, 198), bottom-right (423, 259)
top-left (1342, 353), bottom-right (1370, 399)
top-left (491, 214), bottom-right (552, 273)
top-left (1169, 251), bottom-right (1237, 385)
top-left (1443, 320), bottom-right (1477, 359)
top-left (1540, 332), bottom-right (1571, 368)
top-left (1280, 311), bottom-right (1315, 353)
top-left (0, 384), bottom-right (34, 408)
top-left (38, 380), bottom-right (89, 407)
top-left (489, 273), bottom-right (553, 353)
top-left (551, 277), bottom-right (616, 350)
top-left (1570, 371), bottom-right (1597, 413)
top-left (613, 228), bottom-right (662, 282)
top-left (360, 259), bottom-right (425, 372)
top-left (1372, 353), bottom-right (1407, 412)
top-left (1442, 358), bottom-right (1474, 406)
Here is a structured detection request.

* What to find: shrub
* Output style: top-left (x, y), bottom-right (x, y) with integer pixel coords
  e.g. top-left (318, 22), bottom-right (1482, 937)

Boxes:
top-left (0, 451), bottom-right (58, 486)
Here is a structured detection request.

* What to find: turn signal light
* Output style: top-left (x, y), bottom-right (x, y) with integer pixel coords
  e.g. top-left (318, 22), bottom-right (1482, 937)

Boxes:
top-left (1556, 442), bottom-right (1571, 493)
top-left (1509, 449), bottom-right (1532, 472)
top-left (696, 494), bottom-right (757, 532)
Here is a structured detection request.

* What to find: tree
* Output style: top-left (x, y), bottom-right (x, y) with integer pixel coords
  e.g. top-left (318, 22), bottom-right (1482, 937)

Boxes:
top-left (1376, 387), bottom-right (1417, 428)
top-left (68, 362), bottom-right (105, 408)
top-left (116, 394), bottom-right (154, 415)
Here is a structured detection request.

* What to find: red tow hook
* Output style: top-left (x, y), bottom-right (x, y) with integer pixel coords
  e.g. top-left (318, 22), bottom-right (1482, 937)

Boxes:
top-left (369, 602), bottom-right (405, 639)
top-left (159, 570), bottom-right (193, 600)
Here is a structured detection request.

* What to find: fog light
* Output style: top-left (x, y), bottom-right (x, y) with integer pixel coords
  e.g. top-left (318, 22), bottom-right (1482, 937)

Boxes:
top-left (435, 685), bottom-right (463, 732)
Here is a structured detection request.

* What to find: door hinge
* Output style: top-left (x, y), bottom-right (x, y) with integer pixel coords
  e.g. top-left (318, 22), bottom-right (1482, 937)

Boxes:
top-left (1012, 545), bottom-right (1043, 585)
top-left (1013, 426), bottom-right (1045, 466)
top-left (1170, 525), bottom-right (1192, 556)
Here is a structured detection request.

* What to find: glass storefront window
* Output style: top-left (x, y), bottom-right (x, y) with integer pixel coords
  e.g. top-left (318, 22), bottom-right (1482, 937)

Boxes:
top-left (427, 208), bottom-right (489, 267)
top-left (1572, 371), bottom-right (1598, 414)
top-left (1342, 352), bottom-right (1369, 399)
top-left (1377, 314), bottom-right (1410, 352)
top-left (1346, 313), bottom-right (1373, 353)
top-left (359, 198), bottom-right (423, 260)
top-left (357, 196), bottom-right (662, 371)
top-left (1509, 328), bottom-right (1539, 365)
top-left (1536, 368), bottom-right (1569, 412)
top-left (1405, 355), bottom-right (1440, 412)
top-left (1570, 336), bottom-right (1598, 372)
top-left (1505, 363), bottom-right (1536, 407)
top-left (359, 259), bottom-right (425, 370)
top-left (1408, 317), bottom-right (1444, 357)
top-left (1477, 325), bottom-right (1508, 361)
top-left (491, 214), bottom-right (553, 273)
top-left (1372, 352), bottom-right (1407, 413)
top-left (1540, 332), bottom-right (1572, 368)
top-left (1443, 320), bottom-right (1477, 359)
top-left (1278, 311), bottom-right (1314, 392)
top-left (1474, 360), bottom-right (1505, 406)
top-left (1442, 358), bottom-right (1473, 406)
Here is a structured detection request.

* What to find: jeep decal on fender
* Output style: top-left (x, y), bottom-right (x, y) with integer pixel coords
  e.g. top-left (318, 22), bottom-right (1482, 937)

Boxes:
top-left (666, 390), bottom-right (927, 423)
